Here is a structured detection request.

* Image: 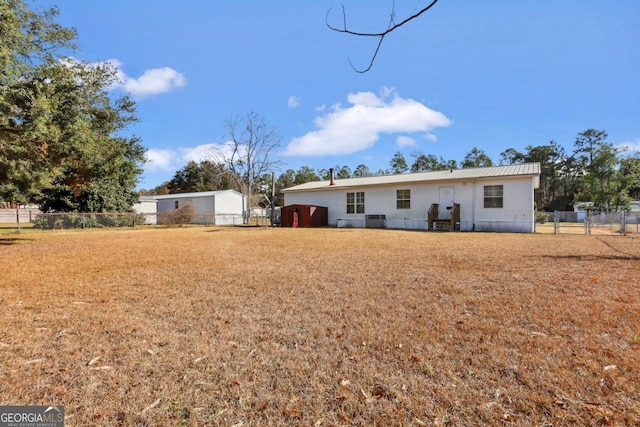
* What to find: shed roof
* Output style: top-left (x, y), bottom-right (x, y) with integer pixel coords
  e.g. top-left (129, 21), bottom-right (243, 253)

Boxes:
top-left (282, 163), bottom-right (541, 193)
top-left (148, 189), bottom-right (243, 200)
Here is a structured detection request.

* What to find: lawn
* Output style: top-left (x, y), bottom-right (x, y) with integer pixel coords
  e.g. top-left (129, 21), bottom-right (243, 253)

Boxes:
top-left (0, 227), bottom-right (638, 426)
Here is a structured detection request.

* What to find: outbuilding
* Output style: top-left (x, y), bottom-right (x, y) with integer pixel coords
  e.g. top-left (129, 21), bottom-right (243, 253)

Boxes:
top-left (280, 204), bottom-right (328, 228)
top-left (282, 163), bottom-right (541, 233)
top-left (133, 196), bottom-right (159, 224)
top-left (150, 190), bottom-right (245, 225)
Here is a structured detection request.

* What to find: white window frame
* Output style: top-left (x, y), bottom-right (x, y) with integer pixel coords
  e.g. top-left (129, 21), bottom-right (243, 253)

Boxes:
top-left (396, 189), bottom-right (411, 209)
top-left (484, 185), bottom-right (504, 208)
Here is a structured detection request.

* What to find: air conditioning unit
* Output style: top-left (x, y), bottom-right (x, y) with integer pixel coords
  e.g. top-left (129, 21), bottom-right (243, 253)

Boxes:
top-left (365, 214), bottom-right (386, 228)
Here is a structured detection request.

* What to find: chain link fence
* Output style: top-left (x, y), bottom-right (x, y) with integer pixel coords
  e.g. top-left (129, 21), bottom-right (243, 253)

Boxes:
top-left (26, 211), bottom-right (245, 229)
top-left (536, 211), bottom-right (640, 235)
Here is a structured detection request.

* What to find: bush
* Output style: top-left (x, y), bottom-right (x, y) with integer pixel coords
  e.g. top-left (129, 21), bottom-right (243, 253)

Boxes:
top-left (535, 211), bottom-right (549, 224)
top-left (158, 204), bottom-right (196, 226)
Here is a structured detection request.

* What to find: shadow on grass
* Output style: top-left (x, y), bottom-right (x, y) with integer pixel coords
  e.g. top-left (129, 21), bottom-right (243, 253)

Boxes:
top-left (543, 254), bottom-right (640, 262)
top-left (0, 237), bottom-right (33, 246)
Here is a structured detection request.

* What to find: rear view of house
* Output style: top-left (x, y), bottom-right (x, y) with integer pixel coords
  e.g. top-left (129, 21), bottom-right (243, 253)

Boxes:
top-left (282, 163), bottom-right (540, 233)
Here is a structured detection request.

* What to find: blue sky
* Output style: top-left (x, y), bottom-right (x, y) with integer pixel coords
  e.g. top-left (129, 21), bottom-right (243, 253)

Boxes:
top-left (41, 0), bottom-right (639, 189)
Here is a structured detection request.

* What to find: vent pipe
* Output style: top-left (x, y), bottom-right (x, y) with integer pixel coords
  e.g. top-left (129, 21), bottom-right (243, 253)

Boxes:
top-left (329, 168), bottom-right (336, 186)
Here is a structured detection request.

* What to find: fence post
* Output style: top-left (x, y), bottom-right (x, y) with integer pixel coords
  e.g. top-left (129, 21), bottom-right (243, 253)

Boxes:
top-left (554, 210), bottom-right (559, 234)
top-left (621, 211), bottom-right (627, 236)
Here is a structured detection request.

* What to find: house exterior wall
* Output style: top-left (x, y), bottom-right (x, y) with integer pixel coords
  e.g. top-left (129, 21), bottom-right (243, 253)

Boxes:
top-left (468, 177), bottom-right (535, 233)
top-left (154, 191), bottom-right (244, 225)
top-left (132, 198), bottom-right (158, 224)
top-left (212, 191), bottom-right (245, 225)
top-left (283, 176), bottom-right (536, 233)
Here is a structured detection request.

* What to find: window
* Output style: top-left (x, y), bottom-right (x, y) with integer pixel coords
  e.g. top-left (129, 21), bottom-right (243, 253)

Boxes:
top-left (346, 192), bottom-right (365, 214)
top-left (174, 200), bottom-right (179, 209)
top-left (484, 185), bottom-right (503, 208)
top-left (396, 189), bottom-right (411, 209)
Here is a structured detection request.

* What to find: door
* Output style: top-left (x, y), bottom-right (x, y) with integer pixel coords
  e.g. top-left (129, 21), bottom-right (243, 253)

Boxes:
top-left (439, 186), bottom-right (455, 219)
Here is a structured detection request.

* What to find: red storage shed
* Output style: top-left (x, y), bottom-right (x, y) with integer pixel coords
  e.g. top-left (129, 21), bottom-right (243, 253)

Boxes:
top-left (280, 204), bottom-right (328, 228)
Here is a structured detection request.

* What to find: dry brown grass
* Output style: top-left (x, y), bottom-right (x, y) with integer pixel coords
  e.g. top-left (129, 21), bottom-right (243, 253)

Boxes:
top-left (0, 227), bottom-right (639, 426)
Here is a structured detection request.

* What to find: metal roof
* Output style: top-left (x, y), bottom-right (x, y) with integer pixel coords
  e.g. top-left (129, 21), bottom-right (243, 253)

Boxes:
top-left (282, 163), bottom-right (541, 193)
top-left (147, 189), bottom-right (242, 200)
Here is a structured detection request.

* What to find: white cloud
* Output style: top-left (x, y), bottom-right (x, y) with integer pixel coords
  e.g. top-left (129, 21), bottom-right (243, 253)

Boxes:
top-left (100, 59), bottom-right (186, 97)
top-left (315, 104), bottom-right (326, 112)
top-left (60, 58), bottom-right (185, 98)
top-left (617, 139), bottom-right (640, 153)
top-left (145, 141), bottom-right (240, 177)
top-left (396, 136), bottom-right (417, 148)
top-left (121, 66), bottom-right (185, 97)
top-left (179, 141), bottom-right (242, 163)
top-left (288, 96), bottom-right (301, 109)
top-left (145, 148), bottom-right (179, 172)
top-left (284, 89), bottom-right (451, 156)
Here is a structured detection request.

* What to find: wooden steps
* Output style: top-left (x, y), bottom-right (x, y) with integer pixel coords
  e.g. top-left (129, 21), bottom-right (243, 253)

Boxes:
top-left (428, 203), bottom-right (460, 231)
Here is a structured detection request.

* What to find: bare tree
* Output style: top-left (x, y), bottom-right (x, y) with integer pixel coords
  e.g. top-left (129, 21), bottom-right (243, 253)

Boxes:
top-left (208, 112), bottom-right (282, 224)
top-left (327, 0), bottom-right (440, 73)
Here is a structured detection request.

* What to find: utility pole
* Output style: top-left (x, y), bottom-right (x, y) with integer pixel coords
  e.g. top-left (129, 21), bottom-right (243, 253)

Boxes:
top-left (270, 171), bottom-right (276, 226)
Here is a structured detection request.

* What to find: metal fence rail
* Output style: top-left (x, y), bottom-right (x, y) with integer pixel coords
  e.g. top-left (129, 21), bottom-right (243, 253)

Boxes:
top-left (28, 212), bottom-right (245, 229)
top-left (587, 211), bottom-right (640, 236)
top-left (536, 210), bottom-right (640, 235)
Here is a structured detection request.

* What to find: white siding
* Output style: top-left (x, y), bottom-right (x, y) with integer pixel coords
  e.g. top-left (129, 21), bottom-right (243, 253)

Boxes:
top-left (153, 190), bottom-right (244, 225)
top-left (469, 177), bottom-right (535, 233)
top-left (213, 192), bottom-right (245, 225)
top-left (132, 199), bottom-right (158, 224)
top-left (284, 175), bottom-right (536, 233)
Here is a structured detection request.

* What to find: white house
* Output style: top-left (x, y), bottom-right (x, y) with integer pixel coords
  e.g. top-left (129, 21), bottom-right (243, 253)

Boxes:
top-left (151, 190), bottom-right (245, 225)
top-left (282, 163), bottom-right (541, 233)
top-left (133, 196), bottom-right (159, 224)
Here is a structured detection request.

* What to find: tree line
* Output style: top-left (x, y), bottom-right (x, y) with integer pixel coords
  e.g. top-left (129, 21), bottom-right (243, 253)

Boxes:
top-left (3, 2), bottom-right (639, 215)
top-left (1, 1), bottom-right (146, 213)
top-left (143, 128), bottom-right (640, 212)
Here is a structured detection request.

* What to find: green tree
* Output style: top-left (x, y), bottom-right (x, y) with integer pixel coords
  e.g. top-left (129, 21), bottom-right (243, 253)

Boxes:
top-left (573, 129), bottom-right (621, 210)
top-left (167, 160), bottom-right (232, 193)
top-left (523, 141), bottom-right (565, 210)
top-left (34, 62), bottom-right (145, 212)
top-left (390, 151), bottom-right (408, 174)
top-left (1, 1), bottom-right (77, 206)
top-left (334, 165), bottom-right (352, 179)
top-left (353, 164), bottom-right (371, 178)
top-left (619, 155), bottom-right (640, 200)
top-left (410, 152), bottom-right (453, 172)
top-left (139, 182), bottom-right (170, 196)
top-left (294, 166), bottom-right (319, 185)
top-left (410, 153), bottom-right (432, 172)
top-left (1, 1), bottom-right (145, 213)
top-left (461, 147), bottom-right (493, 168)
top-left (499, 148), bottom-right (524, 165)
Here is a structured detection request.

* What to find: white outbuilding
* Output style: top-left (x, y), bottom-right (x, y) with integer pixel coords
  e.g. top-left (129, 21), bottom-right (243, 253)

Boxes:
top-left (151, 190), bottom-right (245, 225)
top-left (133, 196), bottom-right (159, 224)
top-left (282, 163), bottom-right (541, 233)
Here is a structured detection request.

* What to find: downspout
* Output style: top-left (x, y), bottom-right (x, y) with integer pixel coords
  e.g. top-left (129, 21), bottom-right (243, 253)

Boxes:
top-left (531, 176), bottom-right (536, 233)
